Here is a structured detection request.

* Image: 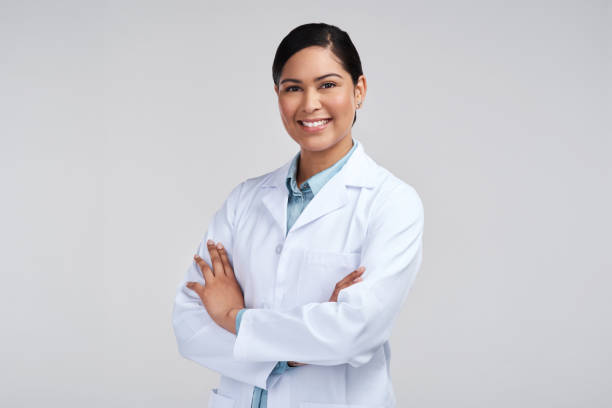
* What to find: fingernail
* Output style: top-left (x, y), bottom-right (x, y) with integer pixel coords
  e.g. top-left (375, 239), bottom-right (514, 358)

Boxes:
top-left (216, 242), bottom-right (223, 249)
top-left (358, 266), bottom-right (365, 272)
top-left (207, 239), bottom-right (214, 245)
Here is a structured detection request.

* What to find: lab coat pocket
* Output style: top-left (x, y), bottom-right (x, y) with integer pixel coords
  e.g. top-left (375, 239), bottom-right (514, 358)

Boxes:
top-left (299, 250), bottom-right (362, 302)
top-left (208, 387), bottom-right (236, 408)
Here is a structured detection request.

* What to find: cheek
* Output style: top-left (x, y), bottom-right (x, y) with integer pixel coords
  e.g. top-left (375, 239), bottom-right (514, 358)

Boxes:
top-left (279, 99), bottom-right (298, 121)
top-left (327, 95), bottom-right (353, 122)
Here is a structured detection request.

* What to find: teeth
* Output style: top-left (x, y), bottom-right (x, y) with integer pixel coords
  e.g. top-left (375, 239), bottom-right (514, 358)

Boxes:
top-left (301, 119), bottom-right (330, 127)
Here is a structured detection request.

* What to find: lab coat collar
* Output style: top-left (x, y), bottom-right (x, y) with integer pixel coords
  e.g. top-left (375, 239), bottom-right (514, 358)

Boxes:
top-left (285, 137), bottom-right (358, 197)
top-left (261, 137), bottom-right (378, 189)
top-left (260, 137), bottom-right (379, 235)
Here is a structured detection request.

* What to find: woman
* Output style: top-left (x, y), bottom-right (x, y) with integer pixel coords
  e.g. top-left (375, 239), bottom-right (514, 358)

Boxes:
top-left (172, 23), bottom-right (424, 408)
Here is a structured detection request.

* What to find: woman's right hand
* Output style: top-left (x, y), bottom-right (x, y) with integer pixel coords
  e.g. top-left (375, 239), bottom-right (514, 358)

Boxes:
top-left (287, 266), bottom-right (366, 367)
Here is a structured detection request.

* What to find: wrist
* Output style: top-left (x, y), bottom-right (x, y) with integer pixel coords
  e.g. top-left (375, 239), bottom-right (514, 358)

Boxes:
top-left (227, 308), bottom-right (240, 322)
top-left (227, 308), bottom-right (241, 334)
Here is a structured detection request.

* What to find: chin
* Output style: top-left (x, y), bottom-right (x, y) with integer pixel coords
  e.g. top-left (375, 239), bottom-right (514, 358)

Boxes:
top-left (295, 134), bottom-right (339, 152)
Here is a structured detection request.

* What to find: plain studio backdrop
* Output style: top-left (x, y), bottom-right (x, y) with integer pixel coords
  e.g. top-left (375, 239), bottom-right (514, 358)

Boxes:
top-left (1, 0), bottom-right (610, 407)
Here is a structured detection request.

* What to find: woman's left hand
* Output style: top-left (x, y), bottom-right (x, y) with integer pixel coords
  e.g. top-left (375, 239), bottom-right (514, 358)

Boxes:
top-left (186, 240), bottom-right (245, 334)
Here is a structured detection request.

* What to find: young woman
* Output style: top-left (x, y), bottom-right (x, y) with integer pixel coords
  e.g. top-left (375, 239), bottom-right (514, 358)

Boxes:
top-left (173, 23), bottom-right (424, 408)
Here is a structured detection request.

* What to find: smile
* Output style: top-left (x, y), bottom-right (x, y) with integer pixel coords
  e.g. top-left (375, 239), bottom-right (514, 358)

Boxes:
top-left (298, 118), bottom-right (332, 132)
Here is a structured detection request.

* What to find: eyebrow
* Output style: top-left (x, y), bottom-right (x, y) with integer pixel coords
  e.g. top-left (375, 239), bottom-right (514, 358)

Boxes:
top-left (280, 73), bottom-right (343, 85)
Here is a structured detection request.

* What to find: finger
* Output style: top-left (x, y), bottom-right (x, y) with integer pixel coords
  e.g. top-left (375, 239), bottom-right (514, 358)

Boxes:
top-left (351, 267), bottom-right (365, 280)
top-left (216, 242), bottom-right (234, 277)
top-left (334, 281), bottom-right (352, 292)
top-left (348, 274), bottom-right (364, 285)
top-left (186, 281), bottom-right (204, 295)
top-left (346, 266), bottom-right (365, 279)
top-left (334, 273), bottom-right (363, 294)
top-left (337, 267), bottom-right (365, 286)
top-left (207, 239), bottom-right (224, 277)
top-left (193, 254), bottom-right (214, 283)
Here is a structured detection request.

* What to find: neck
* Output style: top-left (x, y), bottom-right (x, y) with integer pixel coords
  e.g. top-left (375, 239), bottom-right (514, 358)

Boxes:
top-left (297, 136), bottom-right (354, 187)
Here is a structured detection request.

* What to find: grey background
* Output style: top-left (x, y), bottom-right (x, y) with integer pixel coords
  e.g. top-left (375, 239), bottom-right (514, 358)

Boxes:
top-left (1, 0), bottom-right (610, 407)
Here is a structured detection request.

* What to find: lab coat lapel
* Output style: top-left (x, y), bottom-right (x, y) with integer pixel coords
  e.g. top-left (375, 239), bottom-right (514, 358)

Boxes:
top-left (261, 160), bottom-right (291, 236)
top-left (260, 139), bottom-right (377, 236)
top-left (288, 170), bottom-right (348, 234)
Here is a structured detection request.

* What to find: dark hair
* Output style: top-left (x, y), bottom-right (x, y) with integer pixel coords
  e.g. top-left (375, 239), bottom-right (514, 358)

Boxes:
top-left (272, 23), bottom-right (364, 126)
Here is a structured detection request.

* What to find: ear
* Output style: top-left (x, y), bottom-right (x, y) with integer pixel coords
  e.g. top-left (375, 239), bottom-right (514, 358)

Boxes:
top-left (354, 74), bottom-right (367, 103)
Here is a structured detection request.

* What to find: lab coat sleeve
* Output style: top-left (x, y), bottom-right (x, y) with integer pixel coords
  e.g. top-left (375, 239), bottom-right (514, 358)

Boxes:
top-left (233, 183), bottom-right (424, 368)
top-left (172, 181), bottom-right (278, 390)
top-left (236, 309), bottom-right (294, 375)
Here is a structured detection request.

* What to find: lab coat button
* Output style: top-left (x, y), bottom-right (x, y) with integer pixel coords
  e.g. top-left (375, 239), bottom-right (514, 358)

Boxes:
top-left (275, 244), bottom-right (283, 254)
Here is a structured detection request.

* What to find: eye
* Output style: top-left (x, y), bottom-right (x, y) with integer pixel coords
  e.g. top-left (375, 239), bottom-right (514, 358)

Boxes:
top-left (284, 82), bottom-right (337, 92)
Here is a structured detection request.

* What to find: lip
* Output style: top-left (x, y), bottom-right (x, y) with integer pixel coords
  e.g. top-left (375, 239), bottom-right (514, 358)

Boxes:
top-left (297, 118), bottom-right (332, 133)
top-left (299, 118), bottom-right (332, 123)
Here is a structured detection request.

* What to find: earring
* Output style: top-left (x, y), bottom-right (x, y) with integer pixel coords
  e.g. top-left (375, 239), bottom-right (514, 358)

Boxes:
top-left (357, 101), bottom-right (362, 107)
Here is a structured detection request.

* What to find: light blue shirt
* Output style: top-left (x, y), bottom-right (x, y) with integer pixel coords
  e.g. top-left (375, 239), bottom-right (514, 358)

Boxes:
top-left (236, 138), bottom-right (358, 408)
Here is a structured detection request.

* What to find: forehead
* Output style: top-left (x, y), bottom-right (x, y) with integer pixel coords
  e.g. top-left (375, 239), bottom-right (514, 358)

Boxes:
top-left (280, 46), bottom-right (346, 80)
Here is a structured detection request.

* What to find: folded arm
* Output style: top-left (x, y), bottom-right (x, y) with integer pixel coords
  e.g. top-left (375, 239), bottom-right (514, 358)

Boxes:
top-left (235, 308), bottom-right (293, 375)
top-left (172, 181), bottom-right (278, 390)
top-left (233, 184), bottom-right (424, 368)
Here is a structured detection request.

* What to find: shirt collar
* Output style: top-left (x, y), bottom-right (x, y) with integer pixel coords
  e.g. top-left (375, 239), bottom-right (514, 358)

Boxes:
top-left (286, 138), bottom-right (358, 196)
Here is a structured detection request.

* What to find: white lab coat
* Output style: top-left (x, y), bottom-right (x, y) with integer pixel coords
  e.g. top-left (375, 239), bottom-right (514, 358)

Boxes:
top-left (172, 138), bottom-right (424, 408)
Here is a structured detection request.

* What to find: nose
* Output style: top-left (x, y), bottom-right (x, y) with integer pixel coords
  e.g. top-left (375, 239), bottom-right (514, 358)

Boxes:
top-left (301, 87), bottom-right (321, 113)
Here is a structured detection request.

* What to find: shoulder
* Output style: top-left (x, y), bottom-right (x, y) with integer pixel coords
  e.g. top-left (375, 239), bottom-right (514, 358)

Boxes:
top-left (236, 161), bottom-right (289, 198)
top-left (223, 159), bottom-right (290, 211)
top-left (367, 162), bottom-right (424, 226)
top-left (364, 149), bottom-right (423, 210)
